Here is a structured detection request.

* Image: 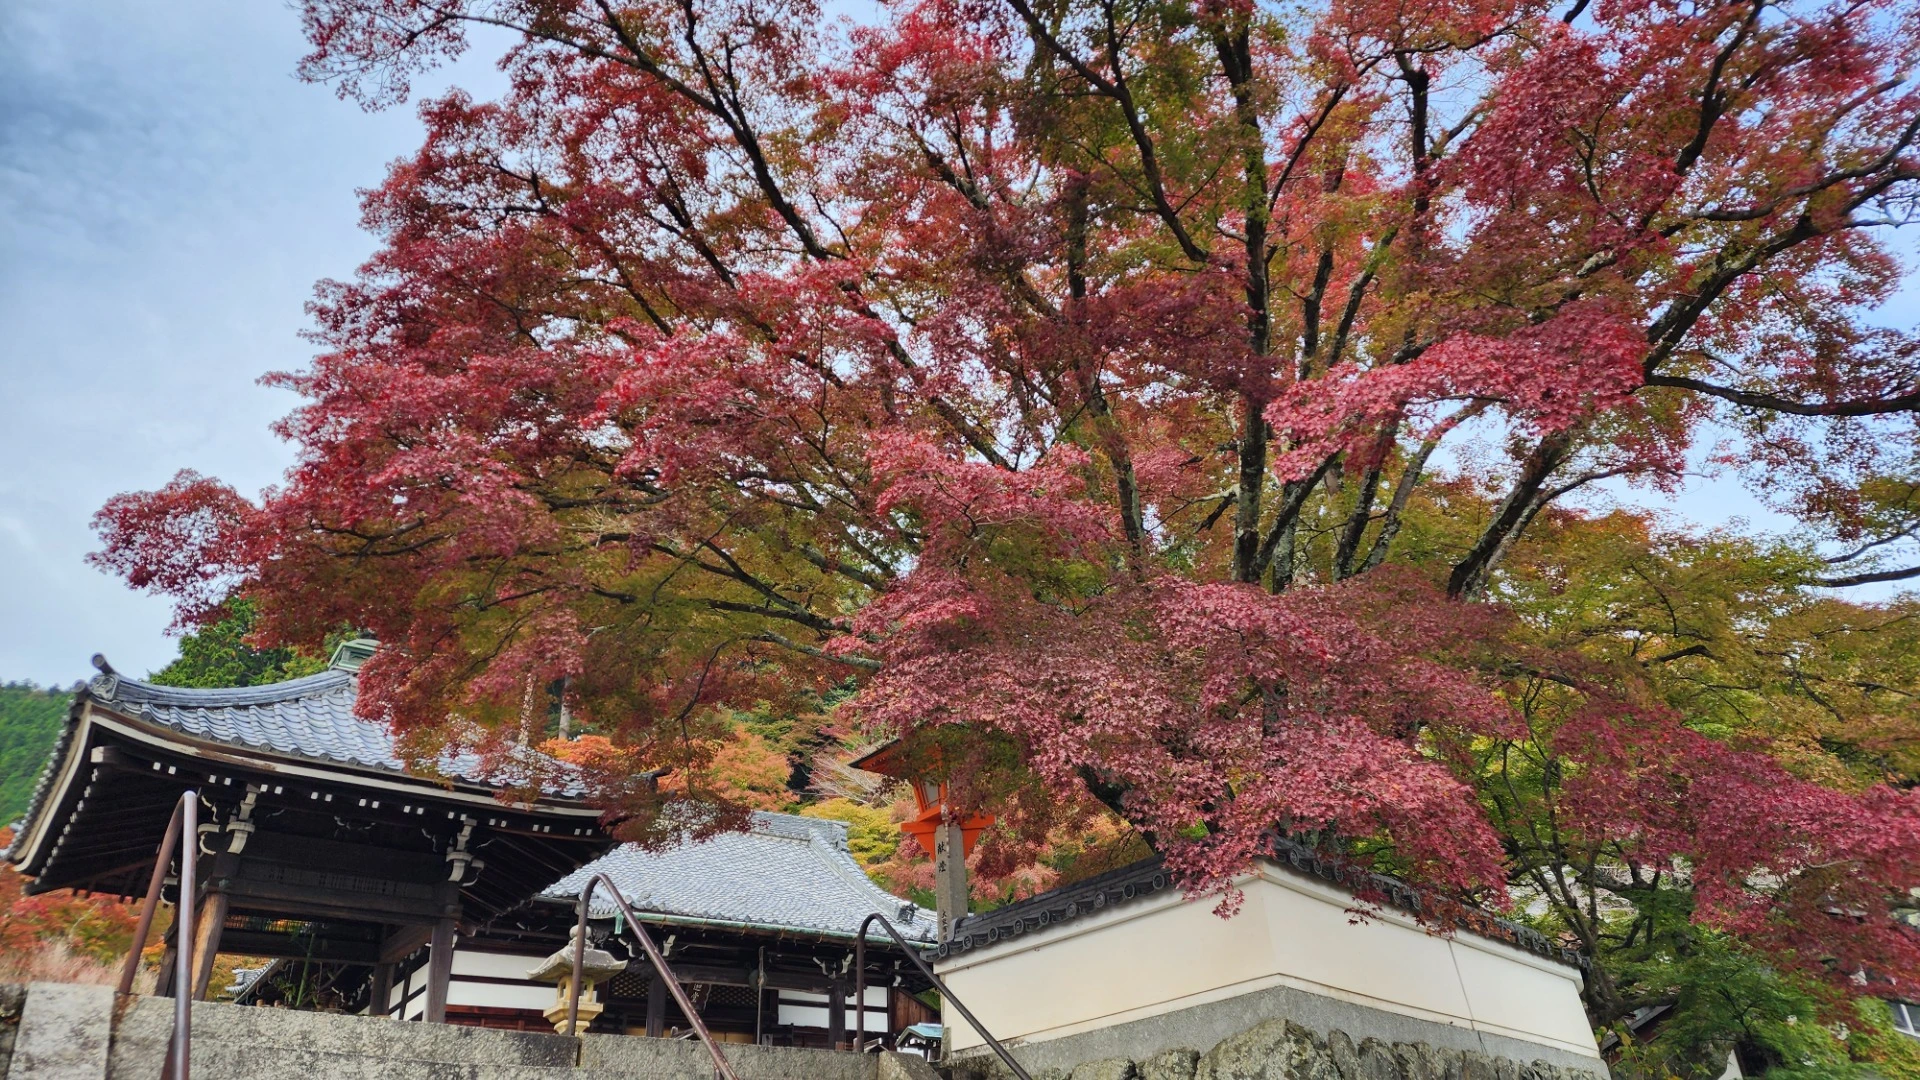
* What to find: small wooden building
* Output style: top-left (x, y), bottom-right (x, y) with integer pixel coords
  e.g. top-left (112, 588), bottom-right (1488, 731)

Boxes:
top-left (399, 811), bottom-right (939, 1046)
top-left (5, 647), bottom-right (612, 1019)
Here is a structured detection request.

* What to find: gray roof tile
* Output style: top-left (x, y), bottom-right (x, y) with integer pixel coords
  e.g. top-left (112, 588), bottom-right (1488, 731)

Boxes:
top-left (82, 669), bottom-right (584, 796)
top-left (547, 811), bottom-right (935, 943)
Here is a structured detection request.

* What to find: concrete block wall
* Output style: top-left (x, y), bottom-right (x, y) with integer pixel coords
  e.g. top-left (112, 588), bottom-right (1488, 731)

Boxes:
top-left (581, 1033), bottom-right (882, 1080)
top-left (0, 981), bottom-right (904, 1080)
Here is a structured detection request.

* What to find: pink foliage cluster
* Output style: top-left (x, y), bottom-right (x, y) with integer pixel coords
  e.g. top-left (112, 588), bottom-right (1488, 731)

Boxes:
top-left (849, 568), bottom-right (1517, 905)
top-left (83, 0), bottom-right (1920, 995)
top-left (1557, 701), bottom-right (1920, 989)
top-left (1268, 303), bottom-right (1648, 480)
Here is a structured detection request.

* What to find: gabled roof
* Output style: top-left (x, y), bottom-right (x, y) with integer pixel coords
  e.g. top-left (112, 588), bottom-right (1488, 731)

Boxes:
top-left (546, 811), bottom-right (937, 944)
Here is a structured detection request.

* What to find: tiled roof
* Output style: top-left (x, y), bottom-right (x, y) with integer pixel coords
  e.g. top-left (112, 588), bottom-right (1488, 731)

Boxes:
top-left (79, 667), bottom-right (584, 794)
top-left (547, 811), bottom-right (937, 944)
top-left (939, 838), bottom-right (1587, 970)
top-left (5, 664), bottom-right (588, 853)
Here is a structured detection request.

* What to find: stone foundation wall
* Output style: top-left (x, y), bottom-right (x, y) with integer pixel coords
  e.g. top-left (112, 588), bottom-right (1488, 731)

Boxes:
top-left (954, 1016), bottom-right (1608, 1080)
top-left (944, 979), bottom-right (1603, 1080)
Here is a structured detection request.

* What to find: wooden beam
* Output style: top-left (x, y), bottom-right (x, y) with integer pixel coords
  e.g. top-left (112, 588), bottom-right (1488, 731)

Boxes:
top-left (380, 924), bottom-right (435, 965)
top-left (827, 975), bottom-right (846, 1049)
top-left (213, 930), bottom-right (382, 965)
top-left (424, 917), bottom-right (456, 1024)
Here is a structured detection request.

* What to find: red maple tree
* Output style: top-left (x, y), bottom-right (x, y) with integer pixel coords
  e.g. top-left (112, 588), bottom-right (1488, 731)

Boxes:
top-left (93, 0), bottom-right (1920, 1000)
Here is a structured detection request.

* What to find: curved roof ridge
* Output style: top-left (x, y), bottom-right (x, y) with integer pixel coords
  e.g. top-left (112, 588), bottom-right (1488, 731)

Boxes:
top-left (92, 667), bottom-right (355, 709)
top-left (940, 841), bottom-right (1586, 969)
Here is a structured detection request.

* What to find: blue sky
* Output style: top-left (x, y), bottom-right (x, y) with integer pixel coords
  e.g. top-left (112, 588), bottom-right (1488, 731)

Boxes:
top-left (0, 1), bottom-right (505, 685)
top-left (0, 1), bottom-right (1912, 687)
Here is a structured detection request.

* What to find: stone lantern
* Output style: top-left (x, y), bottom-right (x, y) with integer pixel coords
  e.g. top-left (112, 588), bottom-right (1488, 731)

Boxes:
top-left (526, 925), bottom-right (628, 1034)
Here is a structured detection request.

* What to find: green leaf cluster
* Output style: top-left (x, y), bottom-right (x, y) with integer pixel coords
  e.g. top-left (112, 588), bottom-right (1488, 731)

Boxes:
top-left (147, 600), bottom-right (327, 689)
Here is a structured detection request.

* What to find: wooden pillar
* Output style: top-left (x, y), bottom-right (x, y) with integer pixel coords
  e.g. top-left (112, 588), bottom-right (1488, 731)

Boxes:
top-left (828, 975), bottom-right (847, 1049)
top-left (645, 969), bottom-right (667, 1037)
top-left (423, 917), bottom-right (456, 1024)
top-left (932, 819), bottom-right (968, 942)
top-left (369, 963), bottom-right (394, 1018)
top-left (155, 916), bottom-right (179, 998)
top-left (189, 888), bottom-right (230, 1000)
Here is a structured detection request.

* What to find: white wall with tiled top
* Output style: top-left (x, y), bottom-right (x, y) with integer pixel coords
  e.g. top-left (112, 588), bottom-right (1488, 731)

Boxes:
top-left (936, 862), bottom-right (1600, 1061)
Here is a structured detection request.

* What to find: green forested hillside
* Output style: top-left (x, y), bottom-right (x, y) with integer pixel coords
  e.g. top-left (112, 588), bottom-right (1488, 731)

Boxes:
top-left (0, 683), bottom-right (69, 824)
top-left (0, 604), bottom-right (326, 827)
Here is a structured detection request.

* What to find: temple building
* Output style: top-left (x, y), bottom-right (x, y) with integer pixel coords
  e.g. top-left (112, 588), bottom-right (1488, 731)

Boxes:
top-left (4, 647), bottom-right (935, 1049)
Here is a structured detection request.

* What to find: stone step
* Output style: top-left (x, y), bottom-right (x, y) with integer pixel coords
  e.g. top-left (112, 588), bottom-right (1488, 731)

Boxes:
top-left (110, 996), bottom-right (577, 1069)
top-left (110, 1041), bottom-right (586, 1080)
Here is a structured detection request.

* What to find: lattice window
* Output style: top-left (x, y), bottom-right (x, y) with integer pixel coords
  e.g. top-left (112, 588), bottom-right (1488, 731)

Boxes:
top-left (609, 968), bottom-right (650, 999)
top-left (706, 984), bottom-right (757, 1009)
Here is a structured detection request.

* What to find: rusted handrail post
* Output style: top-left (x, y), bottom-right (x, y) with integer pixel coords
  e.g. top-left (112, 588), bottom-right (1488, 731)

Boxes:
top-left (565, 872), bottom-right (740, 1080)
top-left (119, 790), bottom-right (198, 1080)
top-left (854, 913), bottom-right (1032, 1080)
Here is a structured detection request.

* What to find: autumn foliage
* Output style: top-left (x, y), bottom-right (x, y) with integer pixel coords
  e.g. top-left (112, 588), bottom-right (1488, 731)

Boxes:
top-left (0, 829), bottom-right (139, 985)
top-left (91, 0), bottom-right (1920, 1042)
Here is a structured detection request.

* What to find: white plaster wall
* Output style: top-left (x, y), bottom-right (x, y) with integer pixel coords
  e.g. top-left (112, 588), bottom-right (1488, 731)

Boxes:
top-left (447, 978), bottom-right (553, 1011)
top-left (935, 864), bottom-right (1599, 1061)
top-left (451, 950), bottom-right (545, 980)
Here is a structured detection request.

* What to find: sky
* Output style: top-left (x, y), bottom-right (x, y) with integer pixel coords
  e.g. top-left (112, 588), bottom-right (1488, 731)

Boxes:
top-left (0, 0), bottom-right (1914, 688)
top-left (0, 1), bottom-right (505, 686)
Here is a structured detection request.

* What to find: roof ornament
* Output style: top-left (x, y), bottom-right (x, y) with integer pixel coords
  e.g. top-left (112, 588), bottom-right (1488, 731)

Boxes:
top-left (89, 653), bottom-right (120, 698)
top-left (328, 638), bottom-right (380, 673)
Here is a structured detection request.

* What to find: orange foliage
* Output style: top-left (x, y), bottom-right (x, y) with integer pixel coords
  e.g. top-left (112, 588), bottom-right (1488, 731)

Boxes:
top-left (0, 828), bottom-right (140, 984)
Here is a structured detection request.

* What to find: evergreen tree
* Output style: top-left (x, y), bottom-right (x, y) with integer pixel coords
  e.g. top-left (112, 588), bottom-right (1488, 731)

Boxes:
top-left (148, 600), bottom-right (325, 689)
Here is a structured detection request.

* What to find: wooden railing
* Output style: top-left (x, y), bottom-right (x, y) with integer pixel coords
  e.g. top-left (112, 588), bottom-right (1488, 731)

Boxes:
top-left (118, 789), bottom-right (200, 1080)
top-left (563, 872), bottom-right (741, 1080)
top-left (853, 913), bottom-right (1033, 1080)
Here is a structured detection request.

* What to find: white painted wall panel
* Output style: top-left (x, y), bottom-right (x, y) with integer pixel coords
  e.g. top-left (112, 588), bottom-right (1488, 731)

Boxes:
top-left (935, 864), bottom-right (1599, 1061)
top-left (447, 978), bottom-right (553, 1011)
top-left (451, 950), bottom-right (546, 980)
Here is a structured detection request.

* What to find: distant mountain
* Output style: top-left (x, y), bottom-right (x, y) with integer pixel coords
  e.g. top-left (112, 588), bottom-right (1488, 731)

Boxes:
top-left (0, 683), bottom-right (69, 825)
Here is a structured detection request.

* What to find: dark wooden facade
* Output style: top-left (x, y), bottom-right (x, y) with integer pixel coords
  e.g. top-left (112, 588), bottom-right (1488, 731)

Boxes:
top-left (430, 896), bottom-right (937, 1046)
top-left (6, 655), bottom-right (612, 1020)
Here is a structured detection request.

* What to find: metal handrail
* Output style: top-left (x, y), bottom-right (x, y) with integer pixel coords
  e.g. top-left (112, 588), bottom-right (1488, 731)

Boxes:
top-left (854, 913), bottom-right (1032, 1080)
top-left (118, 789), bottom-right (199, 1080)
top-left (564, 872), bottom-right (740, 1080)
